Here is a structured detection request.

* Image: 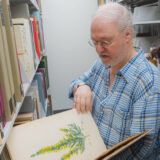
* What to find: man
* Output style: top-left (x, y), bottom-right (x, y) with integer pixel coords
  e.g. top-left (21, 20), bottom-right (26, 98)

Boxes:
top-left (68, 2), bottom-right (160, 159)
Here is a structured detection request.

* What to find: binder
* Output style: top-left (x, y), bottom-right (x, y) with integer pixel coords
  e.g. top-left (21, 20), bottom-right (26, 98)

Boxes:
top-left (19, 93), bottom-right (35, 114)
top-left (37, 68), bottom-right (47, 98)
top-left (12, 18), bottom-right (35, 82)
top-left (1, 0), bottom-right (23, 102)
top-left (40, 17), bottom-right (45, 51)
top-left (31, 11), bottom-right (44, 52)
top-left (0, 86), bottom-right (6, 128)
top-left (28, 86), bottom-right (40, 119)
top-left (31, 80), bottom-right (46, 118)
top-left (33, 73), bottom-right (45, 111)
top-left (0, 1), bottom-right (17, 112)
top-left (0, 28), bottom-right (14, 121)
top-left (30, 16), bottom-right (41, 60)
top-left (39, 56), bottom-right (50, 89)
top-left (10, 3), bottom-right (39, 69)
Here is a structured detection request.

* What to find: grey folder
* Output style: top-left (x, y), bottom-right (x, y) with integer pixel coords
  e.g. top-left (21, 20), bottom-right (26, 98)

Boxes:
top-left (19, 93), bottom-right (35, 113)
top-left (33, 73), bottom-right (45, 110)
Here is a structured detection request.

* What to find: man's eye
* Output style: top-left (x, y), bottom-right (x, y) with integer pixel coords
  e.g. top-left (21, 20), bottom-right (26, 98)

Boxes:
top-left (103, 41), bottom-right (112, 45)
top-left (102, 41), bottom-right (109, 45)
top-left (93, 41), bottom-right (97, 45)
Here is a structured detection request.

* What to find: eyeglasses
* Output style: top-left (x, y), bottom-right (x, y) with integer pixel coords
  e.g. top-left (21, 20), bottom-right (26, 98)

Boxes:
top-left (88, 32), bottom-right (120, 49)
top-left (88, 39), bottom-right (113, 48)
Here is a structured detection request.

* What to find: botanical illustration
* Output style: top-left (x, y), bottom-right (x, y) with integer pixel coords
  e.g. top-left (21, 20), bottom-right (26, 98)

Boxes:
top-left (31, 123), bottom-right (89, 160)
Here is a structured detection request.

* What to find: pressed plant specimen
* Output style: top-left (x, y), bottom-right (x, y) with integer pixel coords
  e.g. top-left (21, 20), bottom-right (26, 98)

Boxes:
top-left (31, 123), bottom-right (88, 160)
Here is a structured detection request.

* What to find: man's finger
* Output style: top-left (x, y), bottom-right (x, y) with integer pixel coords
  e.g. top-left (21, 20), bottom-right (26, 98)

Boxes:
top-left (86, 97), bottom-right (91, 112)
top-left (80, 97), bottom-right (86, 113)
top-left (72, 102), bottom-right (76, 109)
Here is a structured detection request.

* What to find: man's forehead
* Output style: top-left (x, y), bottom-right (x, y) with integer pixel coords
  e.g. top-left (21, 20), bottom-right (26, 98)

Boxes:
top-left (91, 18), bottom-right (119, 33)
top-left (91, 17), bottom-right (118, 31)
top-left (91, 16), bottom-right (117, 25)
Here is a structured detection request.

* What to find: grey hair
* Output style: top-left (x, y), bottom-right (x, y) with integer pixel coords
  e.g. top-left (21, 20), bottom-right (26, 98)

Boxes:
top-left (92, 2), bottom-right (135, 39)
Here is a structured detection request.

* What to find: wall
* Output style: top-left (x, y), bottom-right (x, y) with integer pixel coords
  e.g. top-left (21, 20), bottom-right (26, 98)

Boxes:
top-left (41, 0), bottom-right (98, 110)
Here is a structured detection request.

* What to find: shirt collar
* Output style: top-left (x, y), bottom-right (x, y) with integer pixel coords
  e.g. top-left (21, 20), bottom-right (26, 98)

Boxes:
top-left (116, 48), bottom-right (144, 83)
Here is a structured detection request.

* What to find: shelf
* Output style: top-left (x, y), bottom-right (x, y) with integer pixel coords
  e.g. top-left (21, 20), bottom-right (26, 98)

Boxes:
top-left (118, 0), bottom-right (158, 7)
top-left (134, 20), bottom-right (160, 25)
top-left (0, 57), bottom-right (42, 153)
top-left (10, 0), bottom-right (39, 11)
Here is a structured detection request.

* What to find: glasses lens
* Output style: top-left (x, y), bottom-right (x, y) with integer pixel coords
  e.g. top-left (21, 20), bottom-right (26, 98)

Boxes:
top-left (88, 40), bottom-right (95, 47)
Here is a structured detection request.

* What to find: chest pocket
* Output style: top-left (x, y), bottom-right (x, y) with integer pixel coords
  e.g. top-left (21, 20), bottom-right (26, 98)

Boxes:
top-left (100, 85), bottom-right (135, 130)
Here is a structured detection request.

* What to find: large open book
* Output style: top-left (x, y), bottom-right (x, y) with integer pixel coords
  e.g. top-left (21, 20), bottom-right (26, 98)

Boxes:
top-left (6, 109), bottom-right (150, 160)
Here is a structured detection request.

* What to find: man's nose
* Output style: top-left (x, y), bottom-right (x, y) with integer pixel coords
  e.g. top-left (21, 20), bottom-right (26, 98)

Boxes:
top-left (96, 43), bottom-right (105, 53)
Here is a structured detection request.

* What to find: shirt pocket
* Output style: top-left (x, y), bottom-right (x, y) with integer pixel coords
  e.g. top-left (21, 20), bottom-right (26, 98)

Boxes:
top-left (101, 94), bottom-right (131, 132)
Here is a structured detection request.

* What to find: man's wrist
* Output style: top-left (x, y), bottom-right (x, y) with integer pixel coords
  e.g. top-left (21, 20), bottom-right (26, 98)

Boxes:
top-left (77, 82), bottom-right (87, 89)
top-left (73, 82), bottom-right (87, 96)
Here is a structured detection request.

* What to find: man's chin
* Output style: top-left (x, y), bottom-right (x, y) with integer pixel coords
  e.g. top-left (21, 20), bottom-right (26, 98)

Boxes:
top-left (101, 59), bottom-right (111, 66)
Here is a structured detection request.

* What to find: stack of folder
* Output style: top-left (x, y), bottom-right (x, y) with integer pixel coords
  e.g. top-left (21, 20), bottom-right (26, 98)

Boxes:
top-left (14, 112), bottom-right (34, 126)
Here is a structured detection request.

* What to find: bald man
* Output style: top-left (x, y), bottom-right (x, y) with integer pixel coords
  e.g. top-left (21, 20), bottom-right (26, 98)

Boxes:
top-left (69, 2), bottom-right (160, 159)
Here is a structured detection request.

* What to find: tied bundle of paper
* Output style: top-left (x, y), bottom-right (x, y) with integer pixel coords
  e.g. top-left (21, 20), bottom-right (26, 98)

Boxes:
top-left (6, 109), bottom-right (106, 160)
top-left (7, 109), bottom-right (151, 160)
top-left (14, 112), bottom-right (33, 126)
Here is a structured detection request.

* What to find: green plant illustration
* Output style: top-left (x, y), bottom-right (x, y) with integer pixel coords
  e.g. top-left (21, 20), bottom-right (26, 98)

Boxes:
top-left (30, 123), bottom-right (88, 160)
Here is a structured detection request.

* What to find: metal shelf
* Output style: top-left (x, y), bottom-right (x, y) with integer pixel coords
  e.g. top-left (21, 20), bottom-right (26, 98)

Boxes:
top-left (118, 0), bottom-right (158, 7)
top-left (134, 20), bottom-right (160, 25)
top-left (10, 0), bottom-right (39, 11)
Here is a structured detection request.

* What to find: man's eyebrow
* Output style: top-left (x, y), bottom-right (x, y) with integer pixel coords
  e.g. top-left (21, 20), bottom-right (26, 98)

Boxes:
top-left (101, 36), bottom-right (113, 40)
top-left (91, 36), bottom-right (113, 41)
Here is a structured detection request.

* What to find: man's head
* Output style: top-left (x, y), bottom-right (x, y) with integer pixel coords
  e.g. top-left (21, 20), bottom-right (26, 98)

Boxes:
top-left (90, 2), bottom-right (136, 68)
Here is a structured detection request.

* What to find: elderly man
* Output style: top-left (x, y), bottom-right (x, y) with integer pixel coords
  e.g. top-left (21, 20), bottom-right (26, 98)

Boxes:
top-left (69, 2), bottom-right (160, 159)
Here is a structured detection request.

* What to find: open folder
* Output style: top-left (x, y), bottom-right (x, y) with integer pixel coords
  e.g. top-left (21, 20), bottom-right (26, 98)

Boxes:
top-left (96, 129), bottom-right (151, 160)
top-left (6, 109), bottom-right (151, 160)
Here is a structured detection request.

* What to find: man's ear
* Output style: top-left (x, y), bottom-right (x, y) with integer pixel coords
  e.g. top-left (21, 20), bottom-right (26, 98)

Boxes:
top-left (125, 27), bottom-right (132, 43)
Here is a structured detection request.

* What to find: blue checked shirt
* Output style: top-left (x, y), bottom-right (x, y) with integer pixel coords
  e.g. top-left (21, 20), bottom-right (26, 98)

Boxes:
top-left (69, 49), bottom-right (160, 159)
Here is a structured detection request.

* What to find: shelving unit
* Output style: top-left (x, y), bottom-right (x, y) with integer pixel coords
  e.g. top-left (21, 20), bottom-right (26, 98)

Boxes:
top-left (121, 0), bottom-right (160, 68)
top-left (0, 55), bottom-right (42, 153)
top-left (0, 0), bottom-right (50, 155)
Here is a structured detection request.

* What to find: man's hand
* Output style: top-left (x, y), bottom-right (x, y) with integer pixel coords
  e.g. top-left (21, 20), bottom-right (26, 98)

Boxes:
top-left (73, 85), bottom-right (92, 114)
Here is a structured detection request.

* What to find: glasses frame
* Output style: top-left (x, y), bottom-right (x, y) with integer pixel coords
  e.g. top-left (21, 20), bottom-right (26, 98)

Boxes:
top-left (88, 39), bottom-right (113, 48)
top-left (88, 32), bottom-right (121, 49)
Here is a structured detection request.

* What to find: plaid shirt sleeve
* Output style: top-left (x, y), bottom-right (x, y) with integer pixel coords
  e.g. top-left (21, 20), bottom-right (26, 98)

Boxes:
top-left (68, 59), bottom-right (100, 99)
top-left (126, 88), bottom-right (160, 159)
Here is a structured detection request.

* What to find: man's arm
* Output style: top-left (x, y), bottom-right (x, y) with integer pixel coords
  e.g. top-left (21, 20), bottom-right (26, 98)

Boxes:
top-left (126, 90), bottom-right (160, 159)
top-left (68, 59), bottom-right (100, 113)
